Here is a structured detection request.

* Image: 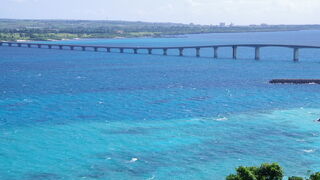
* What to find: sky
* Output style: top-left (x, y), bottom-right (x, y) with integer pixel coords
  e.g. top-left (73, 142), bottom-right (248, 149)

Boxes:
top-left (1, 0), bottom-right (320, 25)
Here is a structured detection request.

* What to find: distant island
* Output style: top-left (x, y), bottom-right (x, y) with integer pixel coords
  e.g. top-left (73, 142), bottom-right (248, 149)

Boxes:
top-left (1, 19), bottom-right (320, 41)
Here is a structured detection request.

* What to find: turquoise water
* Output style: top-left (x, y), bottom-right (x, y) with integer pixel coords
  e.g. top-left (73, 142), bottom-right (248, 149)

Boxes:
top-left (1, 30), bottom-right (320, 179)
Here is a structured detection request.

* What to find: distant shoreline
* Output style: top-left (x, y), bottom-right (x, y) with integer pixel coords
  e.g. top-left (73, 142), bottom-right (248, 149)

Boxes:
top-left (2, 19), bottom-right (320, 42)
top-left (7, 29), bottom-right (314, 42)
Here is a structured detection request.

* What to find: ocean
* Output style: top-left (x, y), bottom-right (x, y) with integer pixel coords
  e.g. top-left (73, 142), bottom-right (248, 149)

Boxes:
top-left (1, 30), bottom-right (320, 180)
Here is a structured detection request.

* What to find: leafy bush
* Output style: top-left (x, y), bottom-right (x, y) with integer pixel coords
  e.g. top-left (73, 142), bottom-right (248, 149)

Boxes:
top-left (227, 163), bottom-right (283, 180)
top-left (309, 172), bottom-right (320, 180)
top-left (288, 177), bottom-right (304, 180)
top-left (227, 163), bottom-right (319, 180)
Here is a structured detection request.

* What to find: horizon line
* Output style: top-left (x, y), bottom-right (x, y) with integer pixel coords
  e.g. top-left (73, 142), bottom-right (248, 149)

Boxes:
top-left (1, 18), bottom-right (320, 26)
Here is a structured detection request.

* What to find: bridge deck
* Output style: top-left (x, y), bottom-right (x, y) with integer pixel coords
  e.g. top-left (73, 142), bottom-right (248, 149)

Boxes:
top-left (1, 41), bottom-right (320, 49)
top-left (1, 41), bottom-right (320, 62)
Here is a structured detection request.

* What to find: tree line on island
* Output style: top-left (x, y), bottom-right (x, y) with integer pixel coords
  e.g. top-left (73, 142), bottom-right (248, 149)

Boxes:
top-left (1, 19), bottom-right (320, 41)
top-left (226, 163), bottom-right (320, 180)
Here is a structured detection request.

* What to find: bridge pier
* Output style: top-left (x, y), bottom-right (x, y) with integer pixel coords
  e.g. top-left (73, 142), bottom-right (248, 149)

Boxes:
top-left (214, 47), bottom-right (218, 58)
top-left (38, 44), bottom-right (41, 48)
top-left (48, 45), bottom-right (52, 49)
top-left (70, 46), bottom-right (74, 50)
top-left (107, 48), bottom-right (111, 53)
top-left (8, 43), bottom-right (12, 47)
top-left (179, 48), bottom-right (184, 56)
top-left (28, 44), bottom-right (31, 48)
top-left (294, 48), bottom-right (299, 62)
top-left (196, 48), bottom-right (200, 57)
top-left (232, 46), bottom-right (237, 59)
top-left (94, 47), bottom-right (98, 52)
top-left (0, 42), bottom-right (2, 46)
top-left (148, 49), bottom-right (152, 54)
top-left (59, 45), bottom-right (63, 50)
top-left (163, 48), bottom-right (167, 56)
top-left (120, 48), bottom-right (124, 53)
top-left (255, 47), bottom-right (260, 60)
top-left (18, 44), bottom-right (21, 47)
top-left (133, 48), bottom-right (138, 54)
top-left (82, 47), bottom-right (86, 51)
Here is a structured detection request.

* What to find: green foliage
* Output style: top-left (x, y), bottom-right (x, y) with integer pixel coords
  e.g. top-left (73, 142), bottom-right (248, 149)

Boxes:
top-left (309, 172), bottom-right (320, 180)
top-left (258, 163), bottom-right (283, 180)
top-left (227, 163), bottom-right (283, 180)
top-left (237, 166), bottom-right (257, 180)
top-left (288, 177), bottom-right (304, 180)
top-left (227, 163), bottom-right (320, 180)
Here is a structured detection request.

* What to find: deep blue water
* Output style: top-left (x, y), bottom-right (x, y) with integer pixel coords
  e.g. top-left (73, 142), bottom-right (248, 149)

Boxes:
top-left (1, 30), bottom-right (320, 180)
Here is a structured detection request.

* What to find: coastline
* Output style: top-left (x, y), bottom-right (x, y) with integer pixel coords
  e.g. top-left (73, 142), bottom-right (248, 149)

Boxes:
top-left (2, 19), bottom-right (320, 42)
top-left (6, 29), bottom-right (313, 42)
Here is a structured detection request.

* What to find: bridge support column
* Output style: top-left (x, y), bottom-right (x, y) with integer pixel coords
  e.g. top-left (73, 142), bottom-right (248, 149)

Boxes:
top-left (70, 46), bottom-right (74, 50)
top-left (107, 48), bottom-right (111, 53)
top-left (82, 47), bottom-right (86, 51)
top-left (163, 48), bottom-right (167, 56)
top-left (0, 42), bottom-right (2, 46)
top-left (8, 43), bottom-right (12, 47)
top-left (28, 44), bottom-right (31, 48)
top-left (59, 45), bottom-right (63, 50)
top-left (38, 45), bottom-right (41, 48)
top-left (120, 48), bottom-right (124, 53)
top-left (255, 47), bottom-right (260, 60)
top-left (18, 44), bottom-right (21, 47)
top-left (148, 49), bottom-right (152, 54)
top-left (48, 45), bottom-right (52, 49)
top-left (214, 47), bottom-right (218, 58)
top-left (293, 48), bottom-right (299, 62)
top-left (196, 48), bottom-right (200, 57)
top-left (179, 48), bottom-right (184, 56)
top-left (94, 47), bottom-right (98, 52)
top-left (133, 48), bottom-right (138, 54)
top-left (232, 46), bottom-right (237, 59)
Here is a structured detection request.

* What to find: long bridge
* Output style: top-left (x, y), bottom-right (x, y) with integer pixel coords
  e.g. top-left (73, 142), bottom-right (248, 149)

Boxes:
top-left (1, 41), bottom-right (320, 61)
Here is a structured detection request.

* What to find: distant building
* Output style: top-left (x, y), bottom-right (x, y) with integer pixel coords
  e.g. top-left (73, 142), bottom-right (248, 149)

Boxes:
top-left (229, 23), bottom-right (234, 27)
top-left (116, 30), bottom-right (124, 34)
top-left (219, 22), bottom-right (226, 27)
